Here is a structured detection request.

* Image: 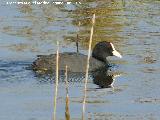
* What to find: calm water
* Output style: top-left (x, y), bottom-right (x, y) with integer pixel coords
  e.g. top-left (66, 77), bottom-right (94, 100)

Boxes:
top-left (0, 0), bottom-right (160, 120)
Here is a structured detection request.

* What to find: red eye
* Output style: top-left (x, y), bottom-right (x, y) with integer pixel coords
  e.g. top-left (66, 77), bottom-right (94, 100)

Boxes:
top-left (106, 42), bottom-right (112, 48)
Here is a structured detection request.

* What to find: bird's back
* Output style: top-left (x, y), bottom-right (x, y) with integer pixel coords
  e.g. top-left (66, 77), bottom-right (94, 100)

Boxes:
top-left (32, 52), bottom-right (105, 73)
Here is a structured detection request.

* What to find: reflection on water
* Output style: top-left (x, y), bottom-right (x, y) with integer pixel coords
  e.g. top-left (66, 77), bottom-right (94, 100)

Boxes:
top-left (33, 66), bottom-right (121, 89)
top-left (0, 0), bottom-right (160, 120)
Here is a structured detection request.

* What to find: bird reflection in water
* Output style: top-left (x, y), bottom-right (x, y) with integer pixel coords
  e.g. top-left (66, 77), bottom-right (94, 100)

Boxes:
top-left (33, 66), bottom-right (121, 88)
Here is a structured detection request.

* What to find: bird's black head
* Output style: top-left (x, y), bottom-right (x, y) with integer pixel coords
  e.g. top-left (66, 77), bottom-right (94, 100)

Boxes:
top-left (92, 41), bottom-right (122, 63)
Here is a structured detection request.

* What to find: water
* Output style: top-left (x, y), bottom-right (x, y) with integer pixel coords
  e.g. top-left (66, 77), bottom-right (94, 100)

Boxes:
top-left (0, 0), bottom-right (160, 119)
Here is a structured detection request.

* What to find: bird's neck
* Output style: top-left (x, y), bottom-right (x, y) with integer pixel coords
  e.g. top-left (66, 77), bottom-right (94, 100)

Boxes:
top-left (92, 54), bottom-right (107, 63)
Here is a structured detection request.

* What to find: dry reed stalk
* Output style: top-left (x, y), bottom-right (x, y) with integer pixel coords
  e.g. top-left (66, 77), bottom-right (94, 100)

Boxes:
top-left (65, 95), bottom-right (70, 120)
top-left (53, 41), bottom-right (59, 120)
top-left (65, 66), bottom-right (69, 95)
top-left (82, 14), bottom-right (95, 120)
top-left (76, 21), bottom-right (81, 53)
top-left (65, 66), bottom-right (70, 120)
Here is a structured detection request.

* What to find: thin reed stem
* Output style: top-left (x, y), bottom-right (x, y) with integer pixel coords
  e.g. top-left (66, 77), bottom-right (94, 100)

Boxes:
top-left (53, 41), bottom-right (59, 120)
top-left (65, 66), bottom-right (70, 120)
top-left (65, 66), bottom-right (69, 95)
top-left (82, 14), bottom-right (95, 120)
top-left (76, 21), bottom-right (81, 53)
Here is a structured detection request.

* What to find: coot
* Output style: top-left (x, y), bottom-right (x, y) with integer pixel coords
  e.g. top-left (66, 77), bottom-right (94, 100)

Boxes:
top-left (32, 41), bottom-right (122, 73)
